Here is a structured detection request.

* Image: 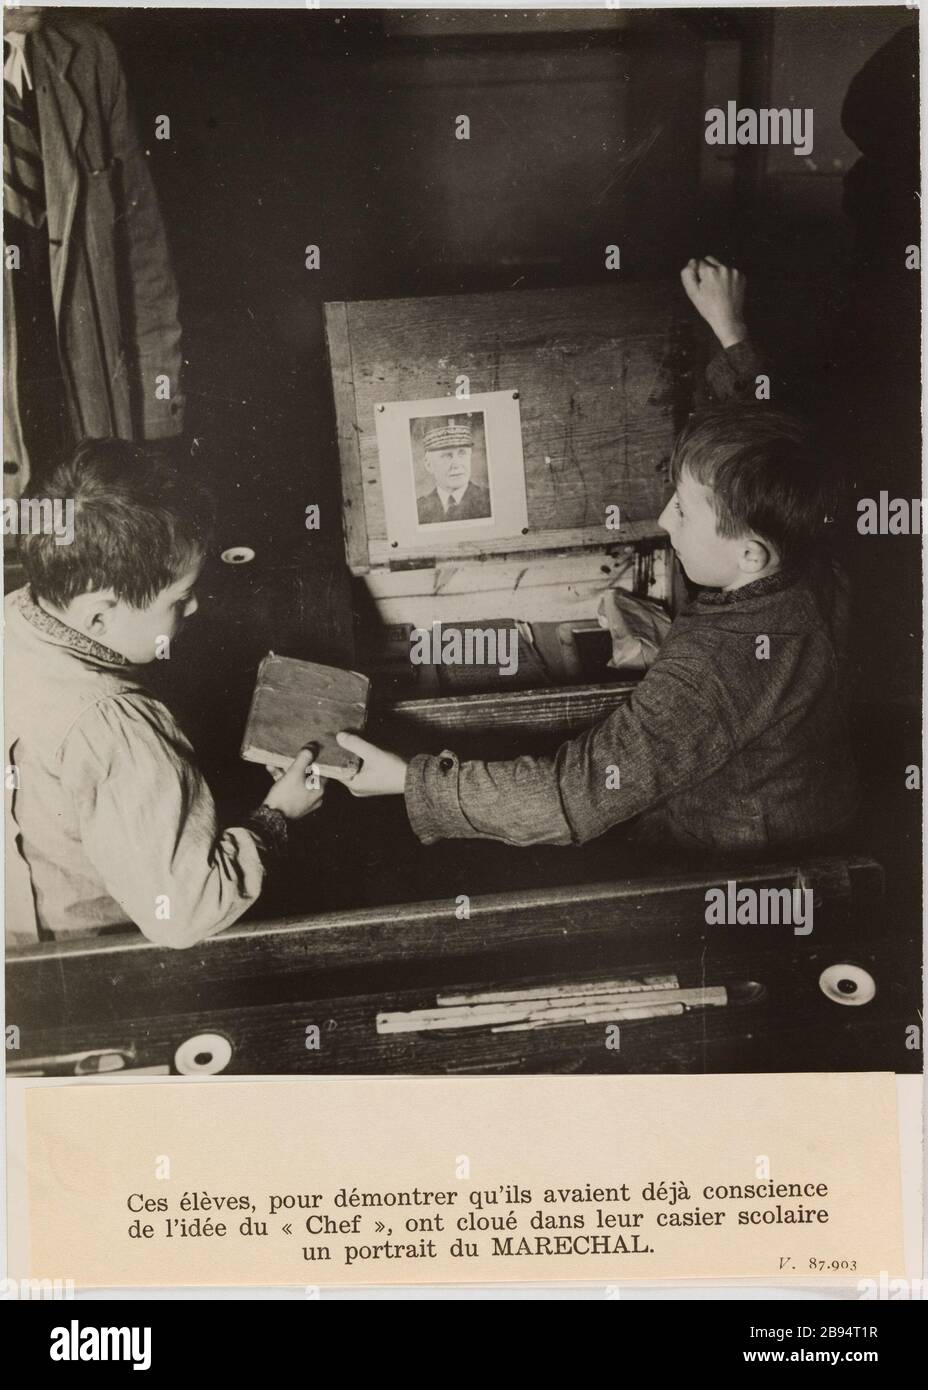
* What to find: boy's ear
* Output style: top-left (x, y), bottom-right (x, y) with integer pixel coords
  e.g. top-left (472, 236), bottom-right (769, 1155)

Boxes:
top-left (738, 537), bottom-right (775, 576)
top-left (68, 590), bottom-right (118, 637)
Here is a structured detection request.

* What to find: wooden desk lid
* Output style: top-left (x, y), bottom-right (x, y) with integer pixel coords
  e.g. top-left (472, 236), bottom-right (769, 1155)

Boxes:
top-left (324, 282), bottom-right (690, 574)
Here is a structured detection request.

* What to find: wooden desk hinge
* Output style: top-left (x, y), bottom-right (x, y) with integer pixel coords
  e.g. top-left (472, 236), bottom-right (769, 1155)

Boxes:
top-left (388, 556), bottom-right (437, 572)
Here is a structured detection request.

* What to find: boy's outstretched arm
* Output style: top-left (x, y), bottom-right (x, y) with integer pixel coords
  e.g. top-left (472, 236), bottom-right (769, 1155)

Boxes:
top-left (329, 731), bottom-right (573, 844)
top-left (333, 655), bottom-right (736, 848)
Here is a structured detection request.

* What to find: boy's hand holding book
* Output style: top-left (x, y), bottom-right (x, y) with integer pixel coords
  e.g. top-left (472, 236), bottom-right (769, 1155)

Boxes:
top-left (262, 747), bottom-right (325, 818)
top-left (241, 655), bottom-right (375, 817)
top-left (326, 733), bottom-right (408, 797)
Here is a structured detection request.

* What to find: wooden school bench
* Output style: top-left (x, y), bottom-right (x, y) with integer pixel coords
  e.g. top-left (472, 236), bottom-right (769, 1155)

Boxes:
top-left (5, 855), bottom-right (915, 1076)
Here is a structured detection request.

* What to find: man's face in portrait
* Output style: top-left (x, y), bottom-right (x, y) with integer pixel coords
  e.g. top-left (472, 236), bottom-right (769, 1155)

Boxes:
top-left (425, 444), bottom-right (472, 494)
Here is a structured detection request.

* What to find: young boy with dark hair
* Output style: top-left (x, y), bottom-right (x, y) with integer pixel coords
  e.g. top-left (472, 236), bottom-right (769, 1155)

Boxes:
top-left (5, 440), bottom-right (320, 947)
top-left (328, 293), bottom-right (858, 858)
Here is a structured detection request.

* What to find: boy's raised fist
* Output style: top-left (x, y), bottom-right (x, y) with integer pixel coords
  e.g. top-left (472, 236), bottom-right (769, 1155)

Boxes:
top-left (680, 256), bottom-right (747, 350)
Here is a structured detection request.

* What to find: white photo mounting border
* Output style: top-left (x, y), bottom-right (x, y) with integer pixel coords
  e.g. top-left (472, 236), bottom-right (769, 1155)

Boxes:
top-left (374, 390), bottom-right (529, 554)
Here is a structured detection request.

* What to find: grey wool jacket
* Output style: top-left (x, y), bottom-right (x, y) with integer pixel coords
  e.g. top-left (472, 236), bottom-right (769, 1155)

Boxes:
top-left (404, 564), bottom-right (859, 857)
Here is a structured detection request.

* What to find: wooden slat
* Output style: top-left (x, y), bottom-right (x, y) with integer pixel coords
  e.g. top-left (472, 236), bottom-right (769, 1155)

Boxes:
top-left (363, 546), bottom-right (647, 599)
top-left (323, 300), bottom-right (371, 574)
top-left (369, 519), bottom-right (668, 567)
top-left (375, 680), bottom-right (636, 739)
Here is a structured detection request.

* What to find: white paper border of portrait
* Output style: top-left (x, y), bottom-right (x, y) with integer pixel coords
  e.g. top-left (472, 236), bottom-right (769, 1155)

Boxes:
top-left (374, 390), bottom-right (528, 552)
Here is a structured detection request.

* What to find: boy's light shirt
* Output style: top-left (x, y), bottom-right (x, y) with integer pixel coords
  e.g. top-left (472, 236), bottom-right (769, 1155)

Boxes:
top-left (4, 588), bottom-right (266, 947)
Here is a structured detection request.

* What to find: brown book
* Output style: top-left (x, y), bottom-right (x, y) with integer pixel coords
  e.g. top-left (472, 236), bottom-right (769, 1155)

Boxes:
top-left (241, 654), bottom-right (371, 776)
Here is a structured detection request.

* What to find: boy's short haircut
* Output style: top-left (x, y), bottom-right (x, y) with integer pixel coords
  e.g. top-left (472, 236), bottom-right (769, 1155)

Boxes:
top-left (670, 405), bottom-right (835, 567)
top-left (21, 438), bottom-right (215, 609)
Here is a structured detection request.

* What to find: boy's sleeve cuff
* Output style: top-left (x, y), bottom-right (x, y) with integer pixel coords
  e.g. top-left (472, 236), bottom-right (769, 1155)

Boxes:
top-left (404, 751), bottom-right (475, 843)
top-left (705, 338), bottom-right (763, 399)
top-left (243, 804), bottom-right (288, 866)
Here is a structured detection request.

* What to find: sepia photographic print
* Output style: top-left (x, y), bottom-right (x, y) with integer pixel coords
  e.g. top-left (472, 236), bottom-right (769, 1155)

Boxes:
top-left (1, 5), bottom-right (923, 1311)
top-left (413, 411), bottom-right (492, 527)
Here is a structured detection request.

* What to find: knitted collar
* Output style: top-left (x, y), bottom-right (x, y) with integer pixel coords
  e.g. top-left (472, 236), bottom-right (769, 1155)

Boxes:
top-left (16, 587), bottom-right (131, 667)
top-left (694, 568), bottom-right (800, 607)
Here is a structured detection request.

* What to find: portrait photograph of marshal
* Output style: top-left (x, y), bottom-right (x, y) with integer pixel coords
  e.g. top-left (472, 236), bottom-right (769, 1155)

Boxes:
top-left (412, 414), bottom-right (493, 526)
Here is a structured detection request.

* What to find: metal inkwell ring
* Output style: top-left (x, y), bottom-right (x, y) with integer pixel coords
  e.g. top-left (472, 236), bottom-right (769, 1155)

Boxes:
top-left (818, 963), bottom-right (876, 1006)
